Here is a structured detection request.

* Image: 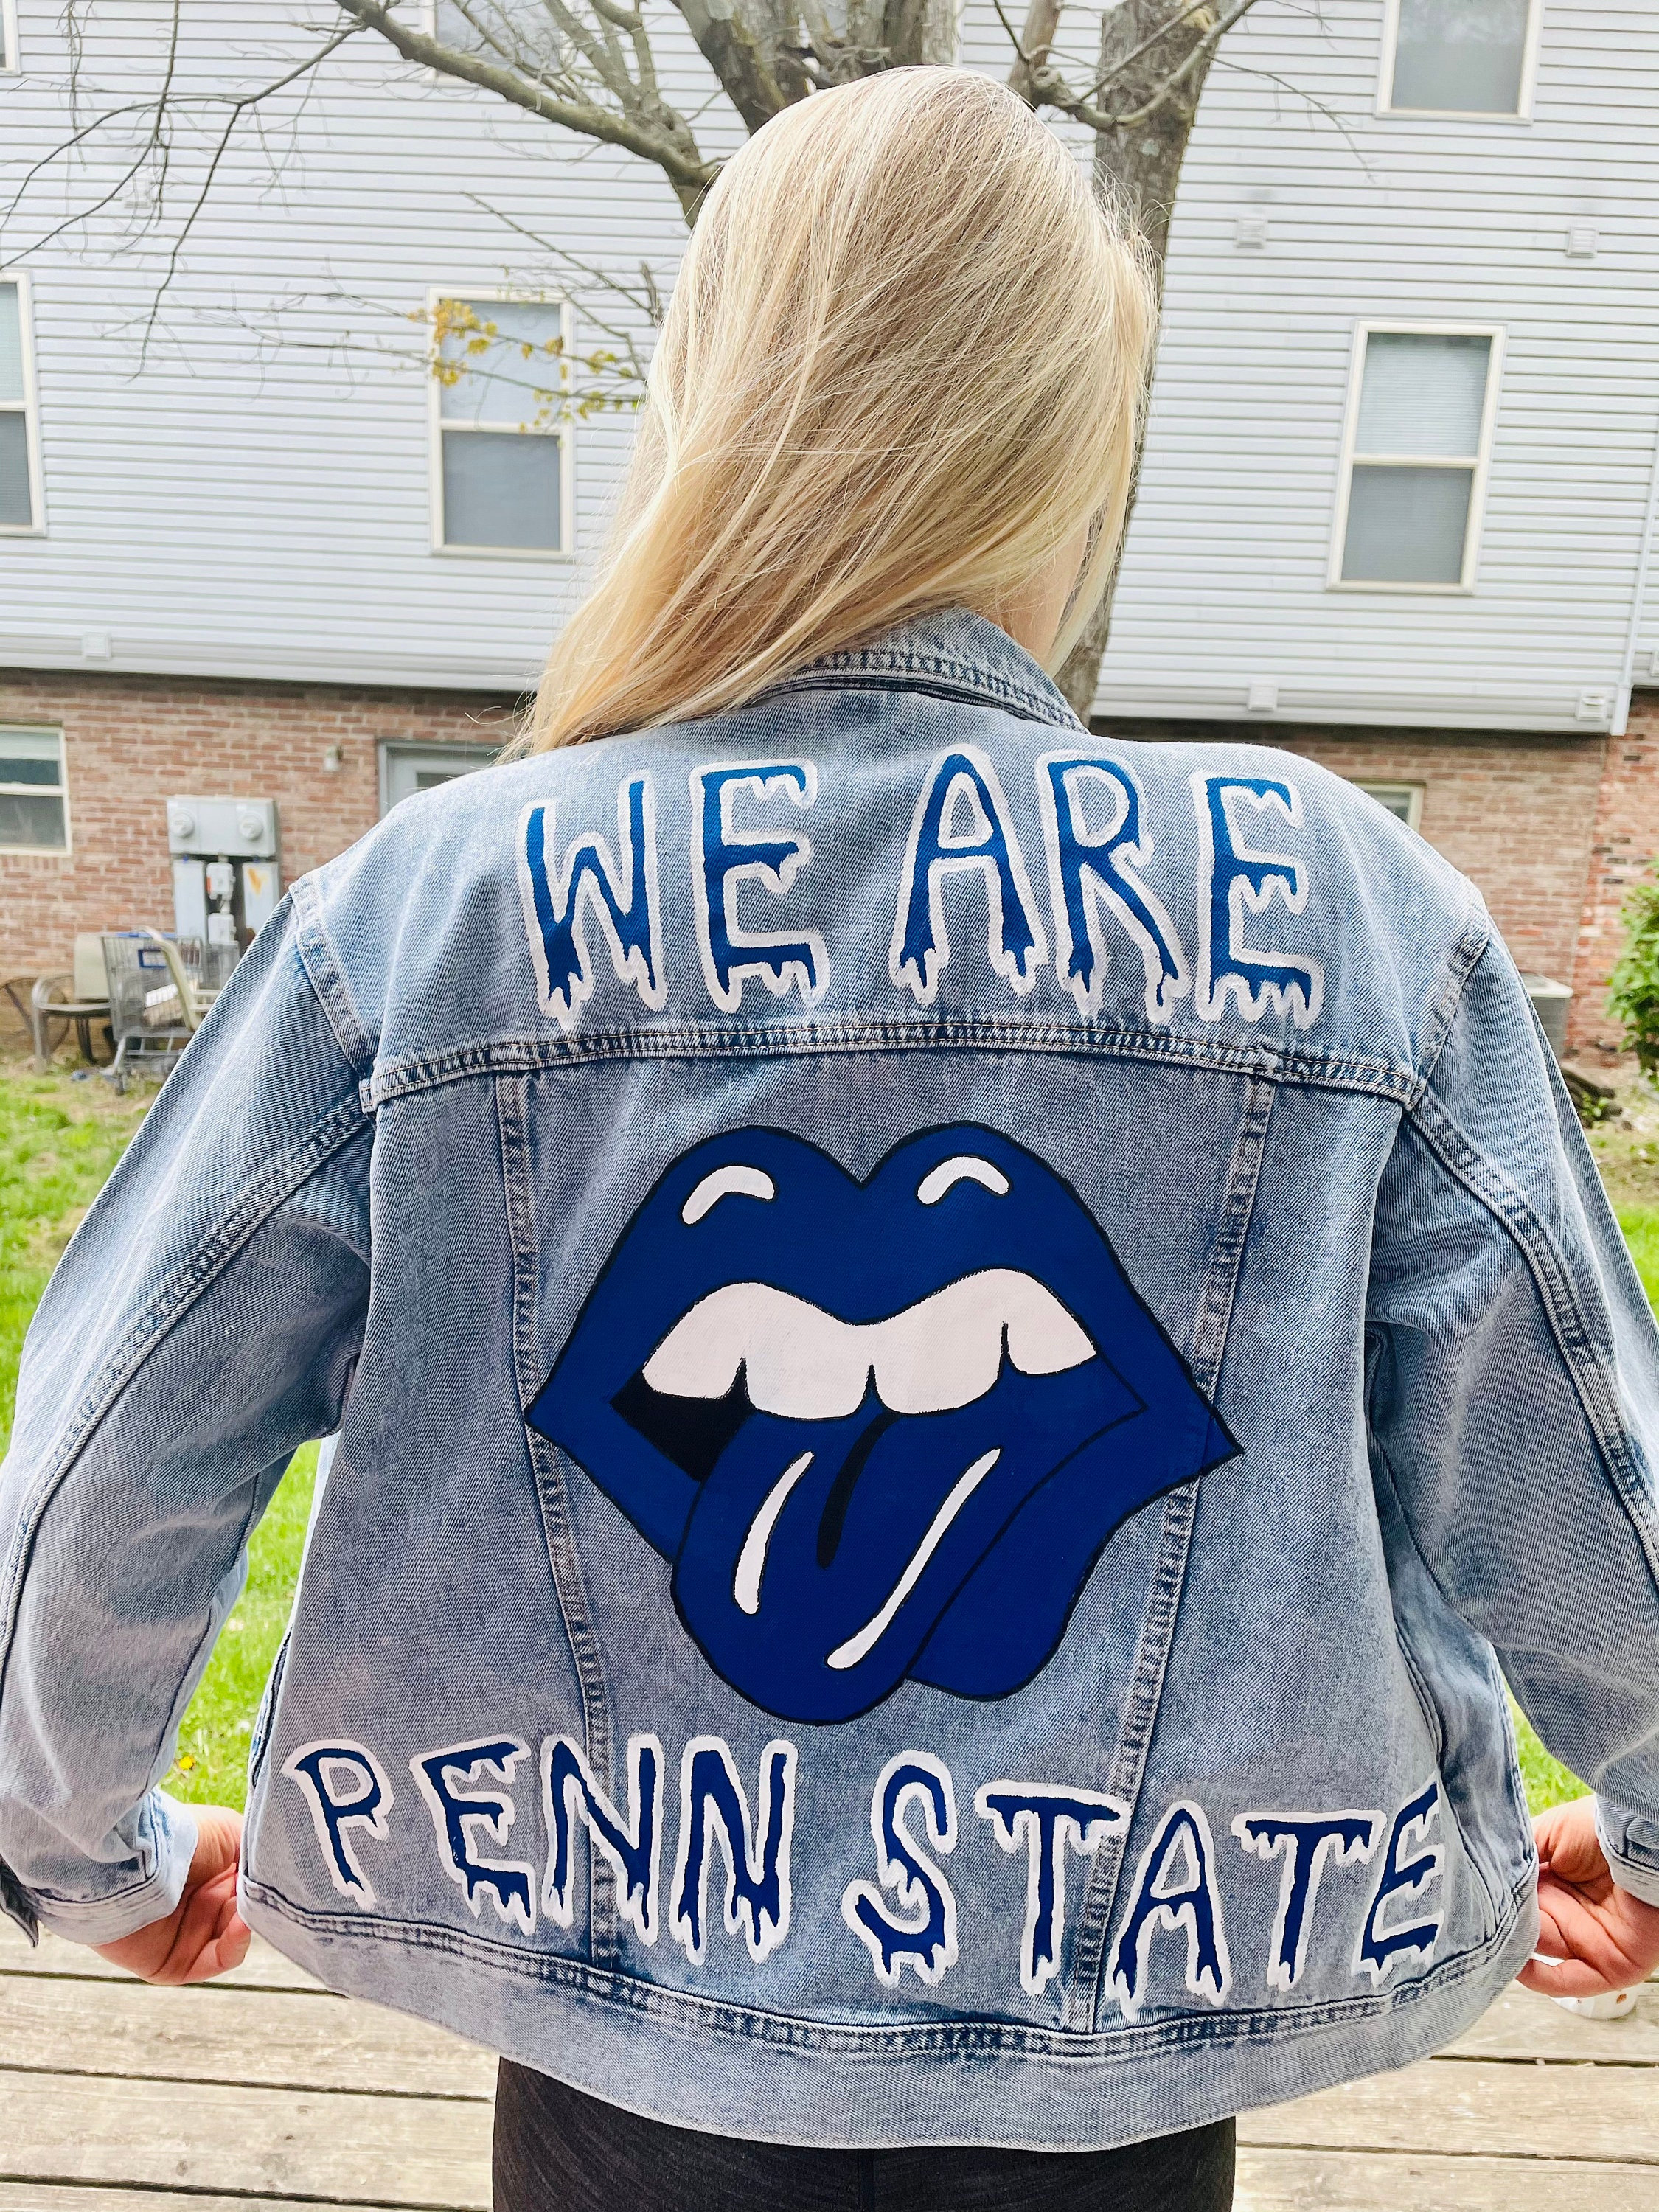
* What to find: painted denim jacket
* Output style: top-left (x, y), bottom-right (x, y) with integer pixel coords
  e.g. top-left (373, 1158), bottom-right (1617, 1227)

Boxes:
top-left (4, 612), bottom-right (1659, 2152)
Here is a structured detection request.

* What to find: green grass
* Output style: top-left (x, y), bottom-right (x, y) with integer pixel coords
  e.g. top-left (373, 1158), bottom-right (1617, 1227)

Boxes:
top-left (0, 1060), bottom-right (1636, 1820)
top-left (165, 1444), bottom-right (319, 1811)
top-left (1615, 1203), bottom-right (1659, 1310)
top-left (0, 1071), bottom-right (149, 1455)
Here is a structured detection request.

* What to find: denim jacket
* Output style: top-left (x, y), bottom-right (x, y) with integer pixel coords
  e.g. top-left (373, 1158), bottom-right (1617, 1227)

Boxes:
top-left (3, 611), bottom-right (1658, 2150)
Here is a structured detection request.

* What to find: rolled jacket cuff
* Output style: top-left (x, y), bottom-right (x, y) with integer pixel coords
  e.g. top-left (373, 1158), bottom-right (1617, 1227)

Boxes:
top-left (1595, 1798), bottom-right (1659, 1907)
top-left (12, 1792), bottom-right (197, 1947)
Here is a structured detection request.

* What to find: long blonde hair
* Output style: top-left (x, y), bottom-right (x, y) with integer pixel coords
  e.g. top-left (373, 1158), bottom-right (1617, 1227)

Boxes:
top-left (527, 68), bottom-right (1155, 751)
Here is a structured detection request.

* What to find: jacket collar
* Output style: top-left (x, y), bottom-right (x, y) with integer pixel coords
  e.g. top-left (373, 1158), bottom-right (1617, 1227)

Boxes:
top-left (787, 608), bottom-right (1086, 734)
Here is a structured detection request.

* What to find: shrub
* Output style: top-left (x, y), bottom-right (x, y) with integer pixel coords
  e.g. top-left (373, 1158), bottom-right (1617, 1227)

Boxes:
top-left (1607, 878), bottom-right (1659, 1078)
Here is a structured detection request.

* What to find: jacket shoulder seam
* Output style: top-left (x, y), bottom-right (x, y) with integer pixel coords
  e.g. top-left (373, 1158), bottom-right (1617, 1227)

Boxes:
top-left (292, 872), bottom-right (375, 1082)
top-left (1408, 902), bottom-right (1494, 1102)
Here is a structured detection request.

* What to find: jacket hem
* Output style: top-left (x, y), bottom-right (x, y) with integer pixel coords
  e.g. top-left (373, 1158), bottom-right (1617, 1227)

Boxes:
top-left (242, 1877), bottom-right (1534, 2151)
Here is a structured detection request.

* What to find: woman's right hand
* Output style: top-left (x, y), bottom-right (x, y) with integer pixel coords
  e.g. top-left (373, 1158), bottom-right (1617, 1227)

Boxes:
top-left (91, 1803), bottom-right (250, 1985)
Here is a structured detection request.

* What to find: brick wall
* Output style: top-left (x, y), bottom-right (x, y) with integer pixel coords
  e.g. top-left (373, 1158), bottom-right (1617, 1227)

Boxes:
top-left (5, 675), bottom-right (1636, 1060)
top-left (1567, 688), bottom-right (1659, 1067)
top-left (1099, 717), bottom-right (1606, 992)
top-left (0, 670), bottom-right (522, 978)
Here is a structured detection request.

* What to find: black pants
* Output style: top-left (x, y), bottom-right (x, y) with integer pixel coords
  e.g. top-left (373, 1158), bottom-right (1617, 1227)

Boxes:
top-left (493, 2062), bottom-right (1236, 2211)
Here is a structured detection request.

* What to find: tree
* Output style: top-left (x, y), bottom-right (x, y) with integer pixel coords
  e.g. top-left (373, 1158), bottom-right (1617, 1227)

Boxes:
top-left (8, 0), bottom-right (1267, 710)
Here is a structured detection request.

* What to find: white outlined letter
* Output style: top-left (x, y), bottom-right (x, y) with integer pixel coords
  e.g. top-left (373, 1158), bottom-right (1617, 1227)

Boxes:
top-left (1107, 1800), bottom-right (1232, 2018)
top-left (282, 1740), bottom-right (394, 1906)
top-left (670, 1736), bottom-right (796, 1964)
top-left (411, 1736), bottom-right (536, 1935)
top-left (1037, 754), bottom-right (1189, 1023)
top-left (517, 779), bottom-right (665, 1031)
top-left (891, 748), bottom-right (1046, 1006)
top-left (691, 762), bottom-right (826, 1012)
top-left (1192, 772), bottom-right (1323, 1028)
top-left (1233, 1809), bottom-right (1381, 1992)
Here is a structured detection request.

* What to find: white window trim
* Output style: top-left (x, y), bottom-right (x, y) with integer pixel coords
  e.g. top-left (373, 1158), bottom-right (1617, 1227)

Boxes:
top-left (378, 737), bottom-right (501, 815)
top-left (0, 271), bottom-right (46, 537)
top-left (427, 286), bottom-right (574, 561)
top-left (1326, 321), bottom-right (1506, 597)
top-left (0, 726), bottom-right (72, 857)
top-left (1377, 0), bottom-right (1541, 122)
top-left (1353, 781), bottom-right (1425, 832)
top-left (0, 0), bottom-right (19, 74)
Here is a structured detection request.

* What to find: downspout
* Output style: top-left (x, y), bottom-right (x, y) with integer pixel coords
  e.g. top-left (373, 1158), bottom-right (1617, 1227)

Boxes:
top-left (1613, 397), bottom-right (1659, 736)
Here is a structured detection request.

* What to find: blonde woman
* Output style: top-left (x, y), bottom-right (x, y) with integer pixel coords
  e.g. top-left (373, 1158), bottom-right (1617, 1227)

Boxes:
top-left (4, 66), bottom-right (1658, 2212)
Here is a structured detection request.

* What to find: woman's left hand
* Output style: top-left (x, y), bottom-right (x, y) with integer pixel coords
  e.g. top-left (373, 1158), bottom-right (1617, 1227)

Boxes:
top-left (91, 1803), bottom-right (250, 1984)
top-left (1519, 1795), bottom-right (1659, 1998)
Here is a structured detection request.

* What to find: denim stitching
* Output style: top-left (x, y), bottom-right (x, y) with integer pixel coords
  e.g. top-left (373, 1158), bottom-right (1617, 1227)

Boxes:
top-left (293, 871), bottom-right (376, 1077)
top-left (241, 1871), bottom-right (1524, 2061)
top-left (361, 1024), bottom-right (1420, 1111)
top-left (1408, 1093), bottom-right (1659, 1594)
top-left (767, 667), bottom-right (1082, 732)
top-left (495, 1071), bottom-right (622, 1968)
top-left (1068, 1075), bottom-right (1278, 2033)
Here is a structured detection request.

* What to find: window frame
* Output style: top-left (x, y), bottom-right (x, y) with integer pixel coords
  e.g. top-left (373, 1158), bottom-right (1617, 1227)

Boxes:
top-left (427, 286), bottom-right (574, 562)
top-left (1377, 0), bottom-right (1542, 123)
top-left (1327, 321), bottom-right (1505, 597)
top-left (0, 271), bottom-right (46, 537)
top-left (0, 725), bottom-right (72, 857)
top-left (0, 0), bottom-right (18, 74)
top-left (378, 738), bottom-right (501, 815)
top-left (1352, 780), bottom-right (1425, 832)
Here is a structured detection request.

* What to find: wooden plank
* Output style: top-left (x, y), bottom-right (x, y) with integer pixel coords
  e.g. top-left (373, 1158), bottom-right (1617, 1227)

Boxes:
top-left (0, 2191), bottom-right (403, 2212)
top-left (1237, 2148), bottom-right (1659, 2212)
top-left (0, 1975), bottom-right (495, 2099)
top-left (0, 2070), bottom-right (493, 2209)
top-left (1240, 2056), bottom-right (1659, 2165)
top-left (1444, 1978), bottom-right (1659, 2062)
top-left (0, 1917), bottom-right (328, 1994)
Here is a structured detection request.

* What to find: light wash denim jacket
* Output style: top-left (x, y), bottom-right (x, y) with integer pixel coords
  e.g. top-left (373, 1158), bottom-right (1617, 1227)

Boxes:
top-left (4, 613), bottom-right (1659, 2149)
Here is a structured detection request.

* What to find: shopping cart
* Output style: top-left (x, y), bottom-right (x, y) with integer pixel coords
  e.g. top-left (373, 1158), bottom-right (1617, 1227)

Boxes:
top-left (100, 932), bottom-right (237, 1091)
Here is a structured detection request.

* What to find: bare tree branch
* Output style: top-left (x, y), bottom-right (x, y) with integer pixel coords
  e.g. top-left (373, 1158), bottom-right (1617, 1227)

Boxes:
top-left (330, 0), bottom-right (716, 212)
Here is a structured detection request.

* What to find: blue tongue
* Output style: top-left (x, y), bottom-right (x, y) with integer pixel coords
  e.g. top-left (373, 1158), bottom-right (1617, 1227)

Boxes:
top-left (672, 1356), bottom-right (1142, 1724)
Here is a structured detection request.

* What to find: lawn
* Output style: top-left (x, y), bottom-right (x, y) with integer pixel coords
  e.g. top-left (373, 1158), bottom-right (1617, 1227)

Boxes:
top-left (1, 1056), bottom-right (1650, 1818)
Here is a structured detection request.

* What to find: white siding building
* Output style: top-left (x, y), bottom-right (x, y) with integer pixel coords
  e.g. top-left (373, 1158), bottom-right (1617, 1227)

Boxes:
top-left (2, 0), bottom-right (1657, 1058)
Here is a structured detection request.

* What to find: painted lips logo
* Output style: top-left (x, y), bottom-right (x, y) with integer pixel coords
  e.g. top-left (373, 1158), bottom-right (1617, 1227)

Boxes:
top-left (526, 1125), bottom-right (1237, 1725)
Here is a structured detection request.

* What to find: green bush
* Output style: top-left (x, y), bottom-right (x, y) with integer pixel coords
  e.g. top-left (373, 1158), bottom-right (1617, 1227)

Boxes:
top-left (1607, 878), bottom-right (1659, 1077)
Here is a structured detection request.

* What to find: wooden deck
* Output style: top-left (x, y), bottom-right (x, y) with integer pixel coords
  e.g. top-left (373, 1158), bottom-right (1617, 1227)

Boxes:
top-left (1, 1916), bottom-right (1653, 2209)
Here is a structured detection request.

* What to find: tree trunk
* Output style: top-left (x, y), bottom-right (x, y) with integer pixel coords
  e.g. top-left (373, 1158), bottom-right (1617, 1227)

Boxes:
top-left (1056, 2), bottom-right (1222, 720)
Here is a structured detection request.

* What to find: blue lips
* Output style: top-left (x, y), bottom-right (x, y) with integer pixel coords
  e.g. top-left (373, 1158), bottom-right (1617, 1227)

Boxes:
top-left (526, 1126), bottom-right (1237, 1725)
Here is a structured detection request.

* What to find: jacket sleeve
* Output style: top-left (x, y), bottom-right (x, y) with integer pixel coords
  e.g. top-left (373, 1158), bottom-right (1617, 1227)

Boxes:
top-left (1368, 937), bottom-right (1659, 1905)
top-left (0, 893), bottom-right (373, 1942)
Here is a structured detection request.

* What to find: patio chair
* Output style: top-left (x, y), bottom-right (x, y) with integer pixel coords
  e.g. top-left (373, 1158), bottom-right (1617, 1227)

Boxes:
top-left (28, 971), bottom-right (114, 1071)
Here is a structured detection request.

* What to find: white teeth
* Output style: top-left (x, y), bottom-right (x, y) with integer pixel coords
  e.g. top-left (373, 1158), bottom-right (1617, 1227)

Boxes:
top-left (641, 1270), bottom-right (1093, 1418)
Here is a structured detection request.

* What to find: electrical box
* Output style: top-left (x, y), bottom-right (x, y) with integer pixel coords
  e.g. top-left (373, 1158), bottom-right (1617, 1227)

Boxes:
top-left (166, 794), bottom-right (282, 956)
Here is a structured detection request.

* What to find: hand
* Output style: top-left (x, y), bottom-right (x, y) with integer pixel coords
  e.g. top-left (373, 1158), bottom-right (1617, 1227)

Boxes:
top-left (91, 1804), bottom-right (250, 1985)
top-left (1518, 1795), bottom-right (1659, 1999)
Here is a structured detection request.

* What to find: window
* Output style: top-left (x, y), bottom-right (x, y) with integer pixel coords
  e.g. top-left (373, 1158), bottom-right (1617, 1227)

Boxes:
top-left (1331, 327), bottom-right (1502, 591)
top-left (0, 728), bottom-right (69, 852)
top-left (430, 293), bottom-right (570, 557)
top-left (0, 276), bottom-right (44, 533)
top-left (1353, 782), bottom-right (1424, 831)
top-left (0, 0), bottom-right (18, 74)
top-left (380, 740), bottom-right (499, 814)
top-left (1380, 0), bottom-right (1539, 119)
